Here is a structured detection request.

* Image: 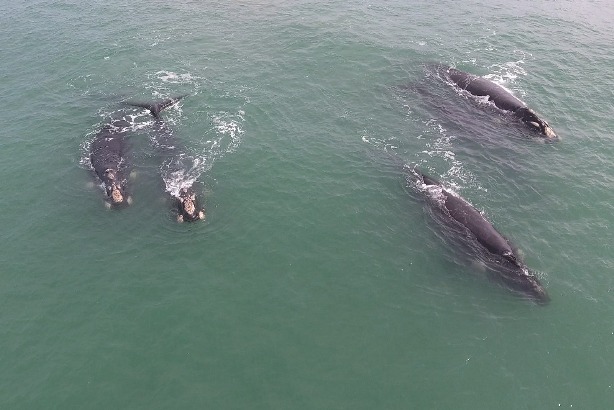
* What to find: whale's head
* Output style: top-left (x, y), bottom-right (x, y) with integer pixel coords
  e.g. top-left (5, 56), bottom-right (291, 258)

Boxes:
top-left (516, 108), bottom-right (558, 140)
top-left (522, 275), bottom-right (550, 305)
top-left (176, 187), bottom-right (205, 222)
top-left (497, 264), bottom-right (550, 305)
top-left (103, 169), bottom-right (131, 207)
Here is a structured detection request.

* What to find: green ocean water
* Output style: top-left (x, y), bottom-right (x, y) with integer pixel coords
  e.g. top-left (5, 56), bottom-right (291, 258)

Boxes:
top-left (2, 0), bottom-right (614, 408)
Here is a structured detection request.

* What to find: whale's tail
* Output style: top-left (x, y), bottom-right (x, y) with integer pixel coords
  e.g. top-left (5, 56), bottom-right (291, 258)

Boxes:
top-left (126, 94), bottom-right (188, 119)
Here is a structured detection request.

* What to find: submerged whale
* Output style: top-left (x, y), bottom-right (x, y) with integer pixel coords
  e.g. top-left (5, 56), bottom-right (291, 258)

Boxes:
top-left (407, 166), bottom-right (549, 304)
top-left (128, 96), bottom-right (205, 222)
top-left (445, 67), bottom-right (557, 140)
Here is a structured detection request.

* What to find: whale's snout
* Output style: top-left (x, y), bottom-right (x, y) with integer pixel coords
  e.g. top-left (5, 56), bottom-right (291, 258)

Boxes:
top-left (542, 124), bottom-right (558, 140)
top-left (530, 284), bottom-right (550, 305)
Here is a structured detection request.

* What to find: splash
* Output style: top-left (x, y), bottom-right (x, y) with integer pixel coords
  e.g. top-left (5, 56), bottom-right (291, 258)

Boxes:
top-left (485, 56), bottom-right (530, 97)
top-left (211, 110), bottom-right (245, 154)
top-left (162, 156), bottom-right (202, 197)
top-left (161, 110), bottom-right (246, 198)
top-left (361, 135), bottom-right (399, 152)
top-left (420, 119), bottom-right (457, 163)
top-left (155, 71), bottom-right (201, 84)
top-left (417, 118), bottom-right (483, 192)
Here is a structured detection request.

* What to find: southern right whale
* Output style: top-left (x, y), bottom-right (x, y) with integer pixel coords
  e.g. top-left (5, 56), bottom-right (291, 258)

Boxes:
top-left (89, 118), bottom-right (133, 207)
top-left (127, 95), bottom-right (205, 222)
top-left (444, 66), bottom-right (557, 140)
top-left (406, 166), bottom-right (549, 304)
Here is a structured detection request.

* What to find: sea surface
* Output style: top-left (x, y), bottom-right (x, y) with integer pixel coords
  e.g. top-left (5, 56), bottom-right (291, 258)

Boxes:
top-left (2, 1), bottom-right (614, 408)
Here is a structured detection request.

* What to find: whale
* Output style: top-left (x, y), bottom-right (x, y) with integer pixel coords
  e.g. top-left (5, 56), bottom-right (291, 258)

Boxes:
top-left (445, 67), bottom-right (557, 139)
top-left (127, 95), bottom-right (205, 222)
top-left (407, 166), bottom-right (549, 304)
top-left (89, 118), bottom-right (134, 207)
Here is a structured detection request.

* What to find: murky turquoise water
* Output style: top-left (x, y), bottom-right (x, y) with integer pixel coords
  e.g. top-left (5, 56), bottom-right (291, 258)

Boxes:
top-left (2, 1), bottom-right (614, 408)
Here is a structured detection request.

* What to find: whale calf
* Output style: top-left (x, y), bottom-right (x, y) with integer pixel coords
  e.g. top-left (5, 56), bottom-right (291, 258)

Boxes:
top-left (407, 166), bottom-right (549, 304)
top-left (128, 95), bottom-right (205, 222)
top-left (445, 67), bottom-right (557, 139)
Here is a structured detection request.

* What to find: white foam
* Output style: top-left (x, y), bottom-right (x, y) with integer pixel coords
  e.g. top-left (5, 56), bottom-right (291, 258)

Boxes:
top-left (361, 134), bottom-right (398, 152)
top-left (485, 58), bottom-right (531, 97)
top-left (161, 110), bottom-right (246, 197)
top-left (211, 112), bottom-right (245, 154)
top-left (155, 70), bottom-right (200, 84)
top-left (417, 117), bottom-right (486, 193)
top-left (163, 167), bottom-right (199, 197)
